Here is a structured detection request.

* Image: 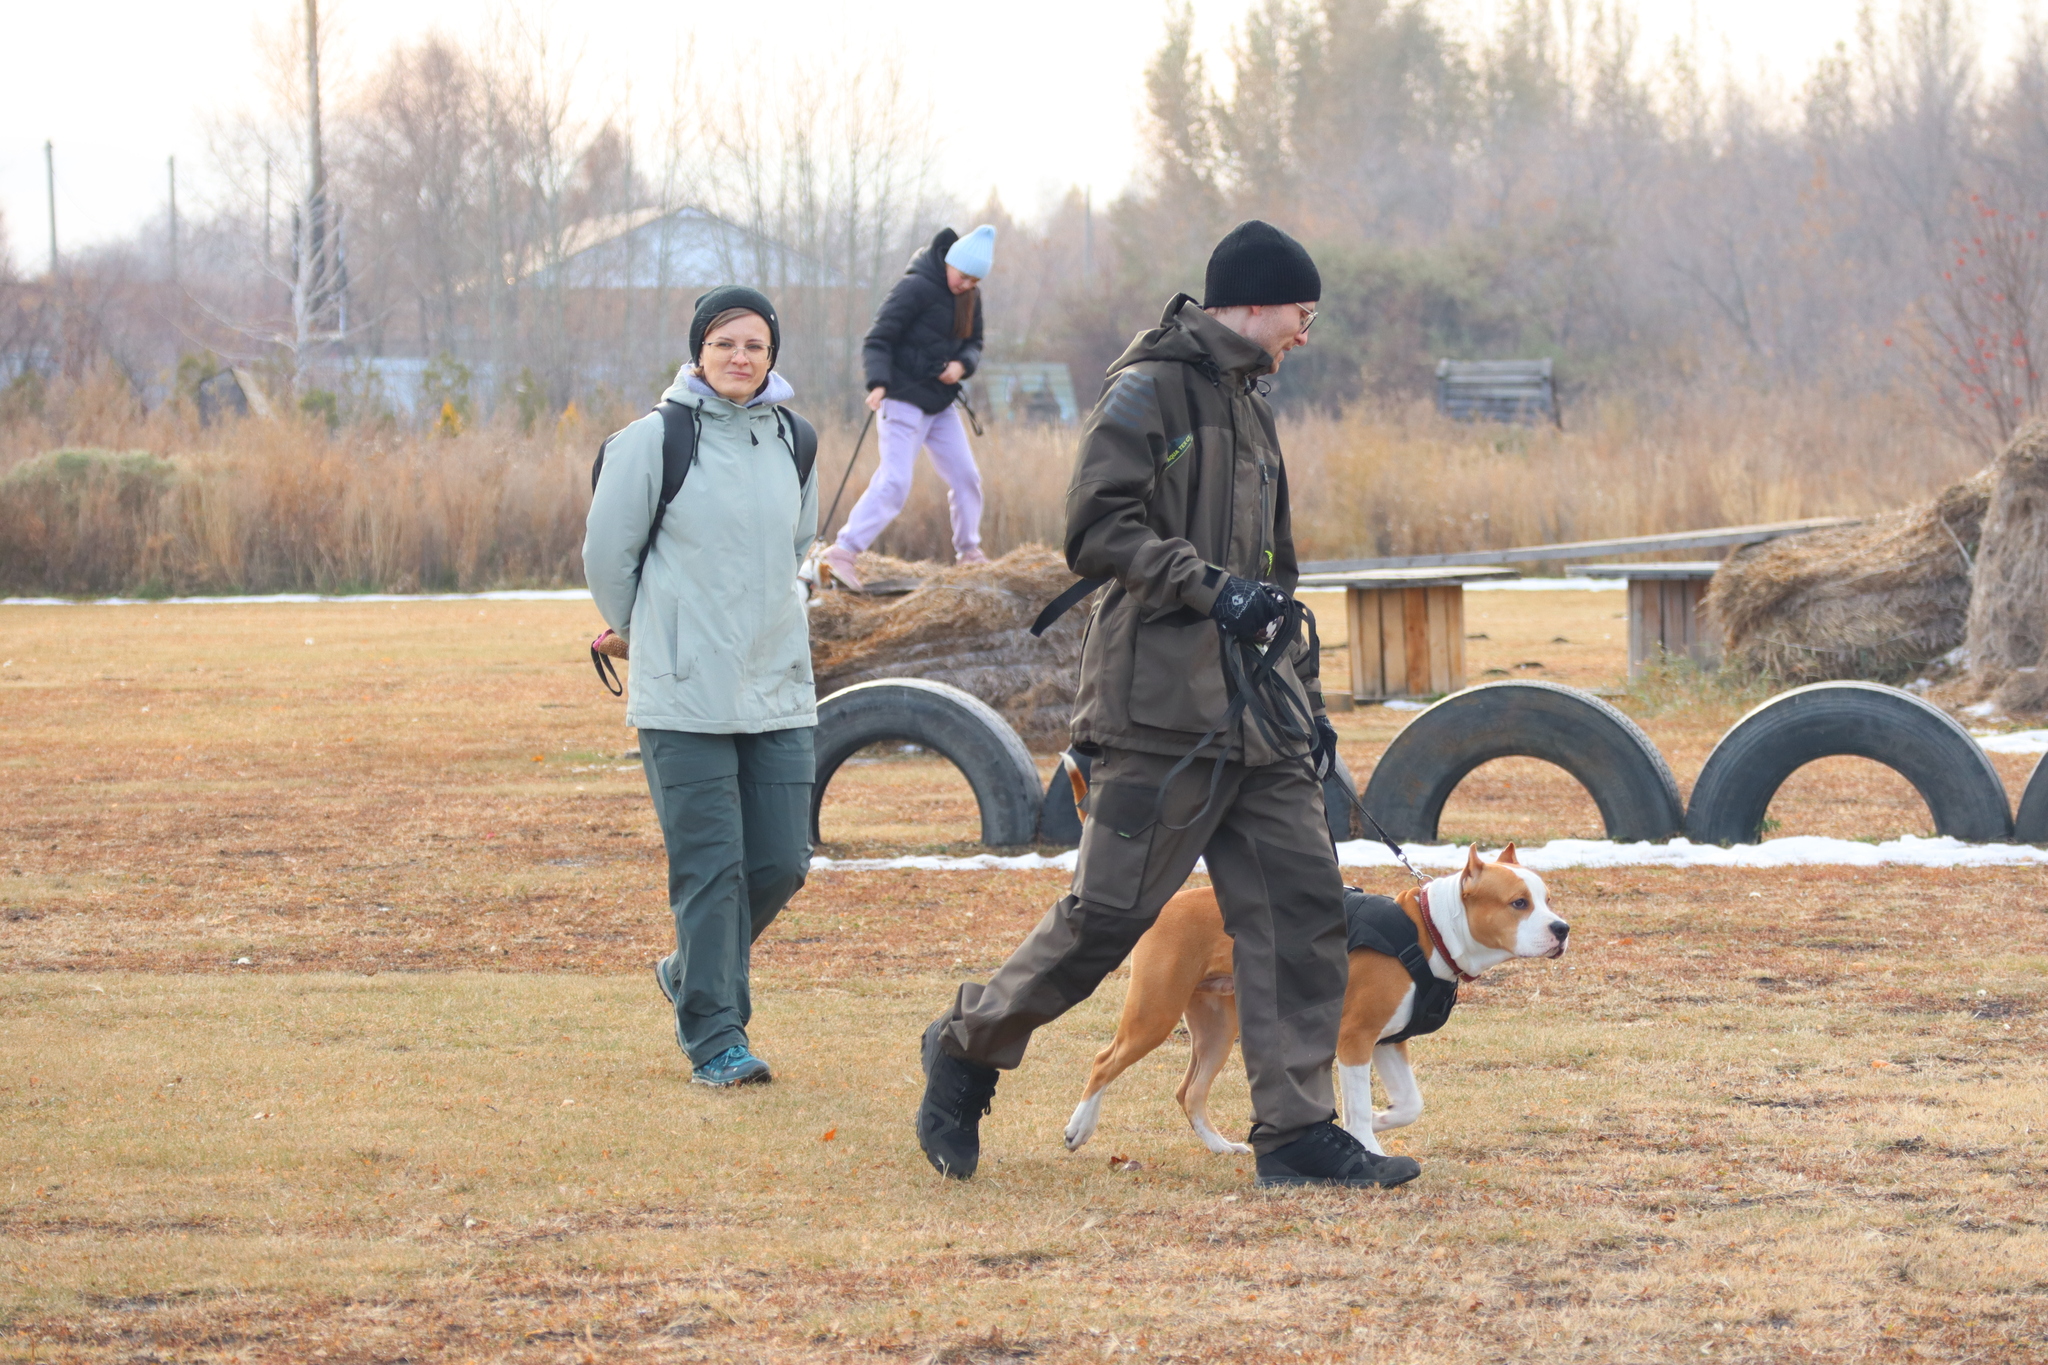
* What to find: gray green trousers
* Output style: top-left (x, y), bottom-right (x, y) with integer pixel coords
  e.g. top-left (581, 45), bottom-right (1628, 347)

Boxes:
top-left (640, 727), bottom-right (814, 1066)
top-left (935, 745), bottom-right (1347, 1154)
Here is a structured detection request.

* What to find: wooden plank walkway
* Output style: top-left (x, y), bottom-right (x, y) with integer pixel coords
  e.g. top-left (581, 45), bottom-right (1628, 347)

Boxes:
top-left (1297, 516), bottom-right (1857, 575)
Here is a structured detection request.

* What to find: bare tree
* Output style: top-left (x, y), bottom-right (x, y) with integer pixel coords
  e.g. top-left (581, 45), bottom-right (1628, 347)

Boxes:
top-left (1914, 184), bottom-right (2048, 449)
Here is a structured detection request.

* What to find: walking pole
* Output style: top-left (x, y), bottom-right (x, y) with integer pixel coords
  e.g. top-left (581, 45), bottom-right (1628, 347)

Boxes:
top-left (820, 408), bottom-right (874, 535)
top-left (800, 409), bottom-right (876, 595)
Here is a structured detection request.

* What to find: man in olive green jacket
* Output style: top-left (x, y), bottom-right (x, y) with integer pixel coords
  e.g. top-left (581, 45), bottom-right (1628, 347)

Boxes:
top-left (915, 222), bottom-right (1423, 1190)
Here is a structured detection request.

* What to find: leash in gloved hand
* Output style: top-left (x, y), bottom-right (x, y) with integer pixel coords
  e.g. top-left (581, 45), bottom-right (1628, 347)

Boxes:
top-left (1164, 588), bottom-right (1433, 884)
top-left (1028, 572), bottom-right (1429, 881)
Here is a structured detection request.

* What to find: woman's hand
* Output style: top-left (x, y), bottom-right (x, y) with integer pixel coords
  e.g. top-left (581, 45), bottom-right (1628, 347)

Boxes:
top-left (865, 386), bottom-right (886, 413)
top-left (938, 361), bottom-right (966, 385)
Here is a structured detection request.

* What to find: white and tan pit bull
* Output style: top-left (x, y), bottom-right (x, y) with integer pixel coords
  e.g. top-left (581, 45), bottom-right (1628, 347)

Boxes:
top-left (1062, 843), bottom-right (1568, 1157)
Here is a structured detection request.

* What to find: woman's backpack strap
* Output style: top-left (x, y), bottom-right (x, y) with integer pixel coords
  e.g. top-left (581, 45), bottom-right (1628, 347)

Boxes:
top-left (775, 407), bottom-right (818, 486)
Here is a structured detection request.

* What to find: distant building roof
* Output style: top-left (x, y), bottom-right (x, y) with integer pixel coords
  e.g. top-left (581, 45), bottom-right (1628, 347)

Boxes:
top-left (524, 206), bottom-right (835, 289)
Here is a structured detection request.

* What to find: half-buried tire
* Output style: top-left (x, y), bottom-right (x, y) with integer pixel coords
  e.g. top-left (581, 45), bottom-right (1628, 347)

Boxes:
top-left (1686, 681), bottom-right (2012, 845)
top-left (2017, 752), bottom-right (2048, 846)
top-left (812, 679), bottom-right (1045, 848)
top-left (1359, 680), bottom-right (1684, 843)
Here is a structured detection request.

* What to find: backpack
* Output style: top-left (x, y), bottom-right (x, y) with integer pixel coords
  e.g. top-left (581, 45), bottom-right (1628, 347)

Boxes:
top-left (590, 398), bottom-right (819, 578)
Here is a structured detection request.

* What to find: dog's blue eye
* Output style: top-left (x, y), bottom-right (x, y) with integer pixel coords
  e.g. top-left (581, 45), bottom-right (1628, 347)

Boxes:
top-left (1512, 898), bottom-right (1528, 910)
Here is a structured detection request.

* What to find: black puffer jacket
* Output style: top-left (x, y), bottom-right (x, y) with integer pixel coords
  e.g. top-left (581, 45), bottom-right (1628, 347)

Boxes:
top-left (862, 227), bottom-right (985, 415)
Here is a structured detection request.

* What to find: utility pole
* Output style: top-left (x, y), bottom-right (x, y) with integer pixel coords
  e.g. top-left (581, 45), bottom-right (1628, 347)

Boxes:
top-left (292, 0), bottom-right (327, 389)
top-left (44, 140), bottom-right (58, 278)
top-left (168, 156), bottom-right (179, 283)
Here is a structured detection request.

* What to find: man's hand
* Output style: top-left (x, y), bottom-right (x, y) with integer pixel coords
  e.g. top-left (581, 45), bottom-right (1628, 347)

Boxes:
top-left (1208, 575), bottom-right (1288, 643)
top-left (938, 360), bottom-right (966, 385)
top-left (865, 386), bottom-right (887, 413)
top-left (1312, 715), bottom-right (1340, 780)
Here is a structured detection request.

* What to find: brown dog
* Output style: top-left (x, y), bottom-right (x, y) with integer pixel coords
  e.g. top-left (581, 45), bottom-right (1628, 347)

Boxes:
top-left (1062, 844), bottom-right (1568, 1157)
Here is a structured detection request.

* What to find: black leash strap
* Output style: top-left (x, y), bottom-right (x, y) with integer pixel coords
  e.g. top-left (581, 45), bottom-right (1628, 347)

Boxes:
top-left (590, 645), bottom-right (623, 697)
top-left (955, 390), bottom-right (985, 437)
top-left (1030, 577), bottom-right (1109, 636)
top-left (1330, 768), bottom-right (1427, 883)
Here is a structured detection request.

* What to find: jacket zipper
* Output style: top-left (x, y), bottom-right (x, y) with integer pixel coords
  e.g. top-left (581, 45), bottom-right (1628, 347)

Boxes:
top-left (1258, 457), bottom-right (1273, 581)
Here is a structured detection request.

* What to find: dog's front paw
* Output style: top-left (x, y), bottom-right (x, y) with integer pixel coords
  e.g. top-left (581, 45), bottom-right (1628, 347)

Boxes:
top-left (1064, 1095), bottom-right (1102, 1151)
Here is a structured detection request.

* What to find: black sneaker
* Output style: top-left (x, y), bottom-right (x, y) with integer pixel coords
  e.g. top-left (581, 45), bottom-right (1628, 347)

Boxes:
top-left (916, 1017), bottom-right (999, 1179)
top-left (1254, 1121), bottom-right (1422, 1189)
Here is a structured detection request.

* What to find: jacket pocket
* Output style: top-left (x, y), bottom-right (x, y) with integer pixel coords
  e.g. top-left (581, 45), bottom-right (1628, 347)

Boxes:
top-left (1127, 619), bottom-right (1229, 733)
top-left (1071, 778), bottom-right (1159, 912)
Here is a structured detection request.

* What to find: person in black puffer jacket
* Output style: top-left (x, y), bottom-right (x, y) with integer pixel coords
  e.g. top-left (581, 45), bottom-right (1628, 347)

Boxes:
top-left (819, 225), bottom-right (994, 590)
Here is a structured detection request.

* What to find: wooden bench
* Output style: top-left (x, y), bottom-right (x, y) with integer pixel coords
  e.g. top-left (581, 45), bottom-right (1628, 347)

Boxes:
top-left (1435, 358), bottom-right (1561, 427)
top-left (1571, 563), bottom-right (1723, 676)
top-left (1296, 567), bottom-right (1518, 702)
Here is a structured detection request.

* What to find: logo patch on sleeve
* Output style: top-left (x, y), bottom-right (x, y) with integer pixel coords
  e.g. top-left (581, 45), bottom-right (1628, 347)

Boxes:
top-left (1164, 433), bottom-right (1194, 466)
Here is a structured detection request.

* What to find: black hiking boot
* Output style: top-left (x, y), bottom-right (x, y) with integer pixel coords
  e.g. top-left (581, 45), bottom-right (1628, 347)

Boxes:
top-left (916, 1017), bottom-right (999, 1179)
top-left (1254, 1121), bottom-right (1422, 1189)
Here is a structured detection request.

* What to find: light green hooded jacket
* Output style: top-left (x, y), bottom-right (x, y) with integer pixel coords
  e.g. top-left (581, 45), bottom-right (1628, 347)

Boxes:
top-left (582, 367), bottom-right (819, 734)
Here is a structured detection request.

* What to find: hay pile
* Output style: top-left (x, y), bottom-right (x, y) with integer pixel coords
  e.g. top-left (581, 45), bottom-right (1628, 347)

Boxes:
top-left (1708, 471), bottom-right (1992, 684)
top-left (809, 544), bottom-right (1094, 749)
top-left (1965, 422), bottom-right (2048, 709)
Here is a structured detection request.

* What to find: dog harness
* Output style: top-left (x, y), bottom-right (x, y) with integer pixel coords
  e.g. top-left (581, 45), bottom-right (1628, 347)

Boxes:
top-left (1343, 888), bottom-right (1458, 1044)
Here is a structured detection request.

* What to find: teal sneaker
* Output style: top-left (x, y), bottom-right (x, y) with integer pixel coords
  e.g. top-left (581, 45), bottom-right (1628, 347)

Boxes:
top-left (692, 1044), bottom-right (772, 1087)
top-left (653, 953), bottom-right (683, 1052)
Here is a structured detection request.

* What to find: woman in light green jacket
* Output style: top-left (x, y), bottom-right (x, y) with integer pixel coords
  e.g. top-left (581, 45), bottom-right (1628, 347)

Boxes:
top-left (583, 286), bottom-right (818, 1087)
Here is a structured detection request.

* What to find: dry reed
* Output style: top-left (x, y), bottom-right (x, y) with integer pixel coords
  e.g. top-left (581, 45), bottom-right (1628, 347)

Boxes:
top-left (0, 372), bottom-right (1984, 595)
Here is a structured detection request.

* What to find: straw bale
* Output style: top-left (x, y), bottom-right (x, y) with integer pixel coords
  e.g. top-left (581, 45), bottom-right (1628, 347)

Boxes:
top-left (809, 544), bottom-right (1094, 750)
top-left (1965, 422), bottom-right (2048, 707)
top-left (1707, 471), bottom-right (1991, 684)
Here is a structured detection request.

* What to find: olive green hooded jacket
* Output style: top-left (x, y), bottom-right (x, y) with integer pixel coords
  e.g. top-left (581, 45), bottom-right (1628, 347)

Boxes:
top-left (1065, 294), bottom-right (1325, 766)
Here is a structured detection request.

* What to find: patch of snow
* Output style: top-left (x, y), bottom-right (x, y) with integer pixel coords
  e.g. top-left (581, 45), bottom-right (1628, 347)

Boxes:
top-left (1974, 729), bottom-right (2048, 755)
top-left (1963, 700), bottom-right (2001, 719)
top-left (1333, 834), bottom-right (2048, 870)
top-left (1463, 577), bottom-right (1624, 592)
top-left (1381, 699), bottom-right (1430, 711)
top-left (809, 834), bottom-right (2048, 874)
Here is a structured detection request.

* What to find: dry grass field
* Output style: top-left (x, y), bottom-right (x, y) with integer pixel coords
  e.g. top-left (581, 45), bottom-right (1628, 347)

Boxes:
top-left (3, 592), bottom-right (2045, 1364)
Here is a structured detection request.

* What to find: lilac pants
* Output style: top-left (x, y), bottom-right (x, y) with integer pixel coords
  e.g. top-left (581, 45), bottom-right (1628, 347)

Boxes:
top-left (836, 398), bottom-right (983, 557)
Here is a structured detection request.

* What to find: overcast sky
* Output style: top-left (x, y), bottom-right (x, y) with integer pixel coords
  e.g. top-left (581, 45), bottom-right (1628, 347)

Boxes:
top-left (1, 0), bottom-right (2036, 272)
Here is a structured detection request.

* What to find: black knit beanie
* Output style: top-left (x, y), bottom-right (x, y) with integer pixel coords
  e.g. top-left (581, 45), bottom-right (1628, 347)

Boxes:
top-left (688, 285), bottom-right (781, 367)
top-left (1201, 221), bottom-right (1321, 309)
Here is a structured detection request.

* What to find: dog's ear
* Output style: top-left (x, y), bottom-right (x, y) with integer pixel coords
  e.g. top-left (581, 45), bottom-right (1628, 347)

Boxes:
top-left (1461, 842), bottom-right (1485, 885)
top-left (1497, 842), bottom-right (1520, 865)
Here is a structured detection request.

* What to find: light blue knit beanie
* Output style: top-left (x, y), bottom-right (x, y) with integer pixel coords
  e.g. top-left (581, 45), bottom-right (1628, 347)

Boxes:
top-left (945, 224), bottom-right (997, 279)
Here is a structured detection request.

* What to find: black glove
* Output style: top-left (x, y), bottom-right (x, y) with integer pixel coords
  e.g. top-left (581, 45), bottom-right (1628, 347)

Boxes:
top-left (1209, 575), bottom-right (1287, 643)
top-left (1312, 715), bottom-right (1340, 780)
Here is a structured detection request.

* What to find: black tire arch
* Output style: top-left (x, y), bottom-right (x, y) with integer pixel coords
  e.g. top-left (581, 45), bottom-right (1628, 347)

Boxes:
top-left (811, 679), bottom-right (1045, 848)
top-left (2017, 751), bottom-right (2048, 846)
top-left (1358, 680), bottom-right (1685, 843)
top-left (1685, 681), bottom-right (2013, 845)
